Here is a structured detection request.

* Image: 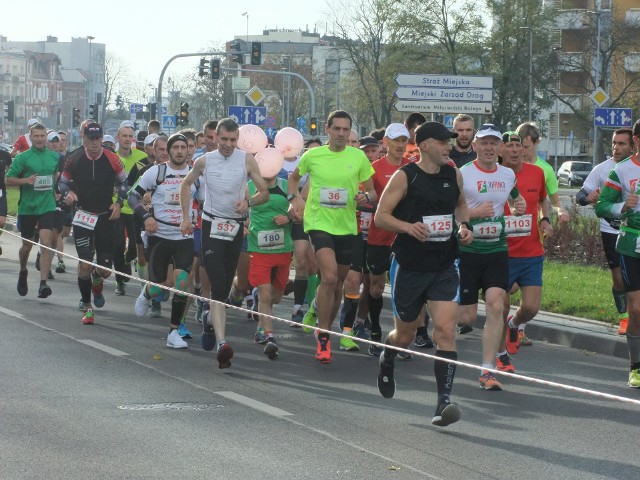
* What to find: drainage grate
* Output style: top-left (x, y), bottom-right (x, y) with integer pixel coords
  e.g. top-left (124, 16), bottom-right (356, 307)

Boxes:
top-left (117, 402), bottom-right (223, 411)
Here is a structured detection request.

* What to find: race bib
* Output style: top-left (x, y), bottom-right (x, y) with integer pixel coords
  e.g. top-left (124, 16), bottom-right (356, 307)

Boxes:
top-left (504, 214), bottom-right (532, 238)
top-left (257, 228), bottom-right (285, 250)
top-left (422, 214), bottom-right (453, 242)
top-left (72, 209), bottom-right (99, 230)
top-left (34, 175), bottom-right (53, 191)
top-left (209, 218), bottom-right (240, 241)
top-left (359, 211), bottom-right (372, 232)
top-left (164, 189), bottom-right (180, 205)
top-left (319, 187), bottom-right (347, 208)
top-left (473, 221), bottom-right (503, 242)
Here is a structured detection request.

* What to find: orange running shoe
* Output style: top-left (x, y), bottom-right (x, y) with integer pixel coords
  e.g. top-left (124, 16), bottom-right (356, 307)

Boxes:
top-left (82, 306), bottom-right (95, 325)
top-left (505, 315), bottom-right (520, 355)
top-left (496, 353), bottom-right (515, 373)
top-left (315, 337), bottom-right (332, 364)
top-left (618, 317), bottom-right (628, 336)
top-left (479, 370), bottom-right (502, 390)
top-left (518, 330), bottom-right (533, 346)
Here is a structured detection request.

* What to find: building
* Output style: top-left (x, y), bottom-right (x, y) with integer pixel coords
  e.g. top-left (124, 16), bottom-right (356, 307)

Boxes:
top-left (0, 46), bottom-right (26, 142)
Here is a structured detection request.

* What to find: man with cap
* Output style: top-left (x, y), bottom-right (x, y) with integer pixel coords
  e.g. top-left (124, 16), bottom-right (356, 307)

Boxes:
top-left (10, 118), bottom-right (42, 157)
top-left (129, 133), bottom-right (198, 349)
top-left (288, 110), bottom-right (377, 364)
top-left (457, 124), bottom-right (527, 391)
top-left (365, 123), bottom-right (411, 356)
top-left (5, 122), bottom-right (59, 298)
top-left (496, 131), bottom-right (552, 374)
top-left (359, 136), bottom-right (380, 162)
top-left (102, 135), bottom-right (116, 151)
top-left (374, 121), bottom-right (473, 427)
top-left (58, 122), bottom-right (128, 325)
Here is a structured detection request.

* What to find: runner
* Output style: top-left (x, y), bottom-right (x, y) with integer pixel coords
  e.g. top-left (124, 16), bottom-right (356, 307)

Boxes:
top-left (457, 124), bottom-right (526, 391)
top-left (374, 121), bottom-right (472, 427)
top-left (130, 133), bottom-right (197, 348)
top-left (288, 110), bottom-right (377, 363)
top-left (403, 113), bottom-right (426, 162)
top-left (577, 128), bottom-right (635, 335)
top-left (179, 118), bottom-right (269, 369)
top-left (58, 123), bottom-right (128, 324)
top-left (449, 114), bottom-right (477, 169)
top-left (595, 119), bottom-right (640, 388)
top-left (5, 122), bottom-right (58, 298)
top-left (10, 118), bottom-right (41, 157)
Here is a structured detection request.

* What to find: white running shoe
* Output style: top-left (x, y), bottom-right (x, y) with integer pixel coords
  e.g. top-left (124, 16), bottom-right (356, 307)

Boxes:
top-left (167, 329), bottom-right (188, 349)
top-left (135, 287), bottom-right (149, 317)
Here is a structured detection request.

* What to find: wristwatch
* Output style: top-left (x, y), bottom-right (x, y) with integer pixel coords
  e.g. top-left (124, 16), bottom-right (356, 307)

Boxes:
top-left (287, 193), bottom-right (297, 202)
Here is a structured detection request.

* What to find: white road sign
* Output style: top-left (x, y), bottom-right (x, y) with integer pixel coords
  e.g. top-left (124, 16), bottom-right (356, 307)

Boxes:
top-left (394, 100), bottom-right (493, 114)
top-left (395, 74), bottom-right (493, 89)
top-left (395, 87), bottom-right (492, 102)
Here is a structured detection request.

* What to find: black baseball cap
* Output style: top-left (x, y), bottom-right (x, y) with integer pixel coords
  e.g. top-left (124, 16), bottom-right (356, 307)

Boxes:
top-left (415, 122), bottom-right (458, 144)
top-left (83, 122), bottom-right (103, 139)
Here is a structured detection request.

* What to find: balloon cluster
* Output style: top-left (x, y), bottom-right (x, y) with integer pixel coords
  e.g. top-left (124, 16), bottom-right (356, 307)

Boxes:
top-left (237, 126), bottom-right (304, 178)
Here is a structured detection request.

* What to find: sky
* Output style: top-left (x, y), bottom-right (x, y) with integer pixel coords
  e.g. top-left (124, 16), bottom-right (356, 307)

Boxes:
top-left (2, 0), bottom-right (325, 85)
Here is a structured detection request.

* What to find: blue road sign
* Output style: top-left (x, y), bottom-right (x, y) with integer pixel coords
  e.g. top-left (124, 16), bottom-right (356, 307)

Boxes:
top-left (594, 108), bottom-right (633, 128)
top-left (228, 105), bottom-right (267, 126)
top-left (129, 103), bottom-right (144, 114)
top-left (443, 115), bottom-right (455, 129)
top-left (162, 115), bottom-right (177, 129)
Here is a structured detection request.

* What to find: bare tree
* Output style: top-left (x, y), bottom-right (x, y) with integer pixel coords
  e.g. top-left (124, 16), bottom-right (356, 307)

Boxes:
top-left (97, 52), bottom-right (129, 123)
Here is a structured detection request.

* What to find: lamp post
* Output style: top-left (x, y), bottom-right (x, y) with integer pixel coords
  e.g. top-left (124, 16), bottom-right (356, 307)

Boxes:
top-left (519, 26), bottom-right (533, 121)
top-left (242, 12), bottom-right (249, 45)
top-left (87, 36), bottom-right (95, 117)
top-left (586, 8), bottom-right (603, 165)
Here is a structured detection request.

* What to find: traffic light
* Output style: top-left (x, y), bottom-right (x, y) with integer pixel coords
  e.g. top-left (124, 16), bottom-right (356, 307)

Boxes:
top-left (179, 103), bottom-right (189, 126)
top-left (4, 100), bottom-right (15, 122)
top-left (198, 58), bottom-right (208, 77)
top-left (251, 42), bottom-right (262, 66)
top-left (309, 117), bottom-right (318, 136)
top-left (89, 103), bottom-right (96, 119)
top-left (211, 59), bottom-right (221, 80)
top-left (72, 107), bottom-right (80, 127)
top-left (115, 95), bottom-right (123, 107)
top-left (229, 41), bottom-right (243, 64)
top-left (146, 102), bottom-right (157, 119)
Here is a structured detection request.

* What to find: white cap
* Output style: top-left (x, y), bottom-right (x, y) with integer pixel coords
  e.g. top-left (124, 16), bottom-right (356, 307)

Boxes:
top-left (28, 118), bottom-right (40, 127)
top-left (47, 131), bottom-right (60, 142)
top-left (474, 124), bottom-right (502, 140)
top-left (143, 133), bottom-right (159, 146)
top-left (120, 120), bottom-right (135, 129)
top-left (102, 134), bottom-right (116, 144)
top-left (384, 123), bottom-right (410, 140)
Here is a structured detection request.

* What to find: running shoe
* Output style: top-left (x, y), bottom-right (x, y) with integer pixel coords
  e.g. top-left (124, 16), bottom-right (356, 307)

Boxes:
top-left (415, 331), bottom-right (434, 348)
top-left (35, 252), bottom-right (41, 271)
top-left (55, 260), bottom-right (66, 273)
top-left (114, 281), bottom-right (126, 296)
top-left (496, 353), bottom-right (515, 373)
top-left (48, 270), bottom-right (54, 280)
top-left (432, 397), bottom-right (461, 427)
top-left (167, 329), bottom-right (188, 349)
top-left (283, 280), bottom-right (295, 296)
top-left (200, 311), bottom-right (216, 351)
top-left (458, 325), bottom-right (473, 335)
top-left (92, 277), bottom-right (105, 308)
top-left (302, 302), bottom-right (317, 333)
top-left (352, 321), bottom-right (369, 339)
top-left (368, 343), bottom-right (383, 357)
top-left (518, 330), bottom-right (533, 346)
top-left (149, 300), bottom-right (162, 318)
top-left (339, 331), bottom-right (360, 351)
top-left (17, 270), bottom-right (28, 296)
top-left (177, 323), bottom-right (192, 339)
top-left (254, 328), bottom-right (267, 344)
top-left (398, 351), bottom-right (413, 360)
top-left (38, 282), bottom-right (52, 299)
top-left (377, 351), bottom-right (395, 398)
top-left (135, 287), bottom-right (150, 317)
top-left (290, 309), bottom-right (304, 328)
top-left (81, 306), bottom-right (95, 325)
top-left (315, 336), bottom-right (332, 364)
top-left (217, 343), bottom-right (234, 369)
top-left (264, 338), bottom-right (279, 360)
top-left (505, 315), bottom-right (520, 355)
top-left (628, 368), bottom-right (640, 388)
top-left (479, 370), bottom-right (502, 391)
top-left (618, 317), bottom-right (629, 336)
top-left (226, 291), bottom-right (243, 307)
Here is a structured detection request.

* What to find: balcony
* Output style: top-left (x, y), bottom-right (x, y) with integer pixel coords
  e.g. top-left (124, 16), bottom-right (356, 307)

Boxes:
top-left (556, 10), bottom-right (590, 30)
top-left (559, 52), bottom-right (586, 72)
top-left (625, 53), bottom-right (640, 73)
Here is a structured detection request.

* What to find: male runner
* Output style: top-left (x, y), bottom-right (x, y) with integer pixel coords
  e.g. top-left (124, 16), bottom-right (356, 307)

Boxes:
top-left (449, 114), bottom-right (477, 168)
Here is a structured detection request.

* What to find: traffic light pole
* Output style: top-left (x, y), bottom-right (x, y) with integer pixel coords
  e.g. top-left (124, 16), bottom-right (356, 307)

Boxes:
top-left (156, 52), bottom-right (316, 122)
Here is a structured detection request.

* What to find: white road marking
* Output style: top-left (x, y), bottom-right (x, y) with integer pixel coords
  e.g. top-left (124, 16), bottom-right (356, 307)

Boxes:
top-left (216, 391), bottom-right (294, 417)
top-left (0, 305), bottom-right (25, 319)
top-left (77, 339), bottom-right (129, 357)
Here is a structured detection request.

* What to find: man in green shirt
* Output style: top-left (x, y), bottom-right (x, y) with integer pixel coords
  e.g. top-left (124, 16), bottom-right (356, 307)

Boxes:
top-left (288, 110), bottom-right (377, 364)
top-left (5, 123), bottom-right (59, 298)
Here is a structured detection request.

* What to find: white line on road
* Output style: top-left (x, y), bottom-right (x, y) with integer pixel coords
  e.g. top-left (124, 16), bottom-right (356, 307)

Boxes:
top-left (77, 339), bottom-right (130, 357)
top-left (216, 391), bottom-right (293, 417)
top-left (0, 305), bottom-right (25, 319)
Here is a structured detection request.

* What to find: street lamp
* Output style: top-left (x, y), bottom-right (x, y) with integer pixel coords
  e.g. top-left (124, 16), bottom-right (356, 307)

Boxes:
top-left (519, 26), bottom-right (533, 121)
top-left (242, 12), bottom-right (249, 45)
top-left (585, 9), bottom-right (603, 165)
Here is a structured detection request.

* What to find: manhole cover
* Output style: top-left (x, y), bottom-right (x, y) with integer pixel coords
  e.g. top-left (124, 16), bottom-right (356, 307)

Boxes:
top-left (117, 402), bottom-right (223, 411)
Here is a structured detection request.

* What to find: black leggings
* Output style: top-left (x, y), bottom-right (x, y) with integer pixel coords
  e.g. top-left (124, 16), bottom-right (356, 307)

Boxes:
top-left (201, 219), bottom-right (244, 301)
top-left (113, 213), bottom-right (138, 282)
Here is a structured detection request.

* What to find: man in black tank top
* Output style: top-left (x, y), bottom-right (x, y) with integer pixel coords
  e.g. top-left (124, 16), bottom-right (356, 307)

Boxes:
top-left (374, 122), bottom-right (473, 427)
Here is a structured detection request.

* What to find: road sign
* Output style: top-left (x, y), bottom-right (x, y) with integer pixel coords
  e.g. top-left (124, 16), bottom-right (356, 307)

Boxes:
top-left (394, 100), bottom-right (493, 114)
top-left (443, 115), bottom-right (455, 129)
top-left (228, 105), bottom-right (267, 126)
top-left (395, 74), bottom-right (493, 89)
top-left (265, 115), bottom-right (276, 128)
top-left (162, 115), bottom-right (177, 129)
top-left (246, 86), bottom-right (266, 106)
top-left (232, 77), bottom-right (251, 92)
top-left (129, 103), bottom-right (144, 114)
top-left (590, 87), bottom-right (609, 107)
top-left (594, 108), bottom-right (633, 128)
top-left (162, 106), bottom-right (167, 115)
top-left (395, 87), bottom-right (492, 103)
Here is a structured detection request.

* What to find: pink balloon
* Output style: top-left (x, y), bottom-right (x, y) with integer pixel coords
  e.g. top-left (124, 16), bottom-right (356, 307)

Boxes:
top-left (238, 125), bottom-right (268, 154)
top-left (274, 127), bottom-right (304, 159)
top-left (255, 147), bottom-right (285, 178)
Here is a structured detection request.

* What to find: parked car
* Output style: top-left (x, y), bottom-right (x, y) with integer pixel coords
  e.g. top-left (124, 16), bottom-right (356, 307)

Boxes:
top-left (557, 161), bottom-right (592, 187)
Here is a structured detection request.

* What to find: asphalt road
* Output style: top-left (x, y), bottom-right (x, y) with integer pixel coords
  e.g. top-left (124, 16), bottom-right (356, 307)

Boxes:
top-left (1, 234), bottom-right (639, 480)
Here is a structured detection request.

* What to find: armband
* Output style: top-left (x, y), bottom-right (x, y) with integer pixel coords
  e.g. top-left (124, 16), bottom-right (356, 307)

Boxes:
top-left (539, 216), bottom-right (551, 225)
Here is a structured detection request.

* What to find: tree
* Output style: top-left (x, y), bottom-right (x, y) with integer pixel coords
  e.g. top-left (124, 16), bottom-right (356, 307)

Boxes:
top-left (97, 52), bottom-right (129, 124)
